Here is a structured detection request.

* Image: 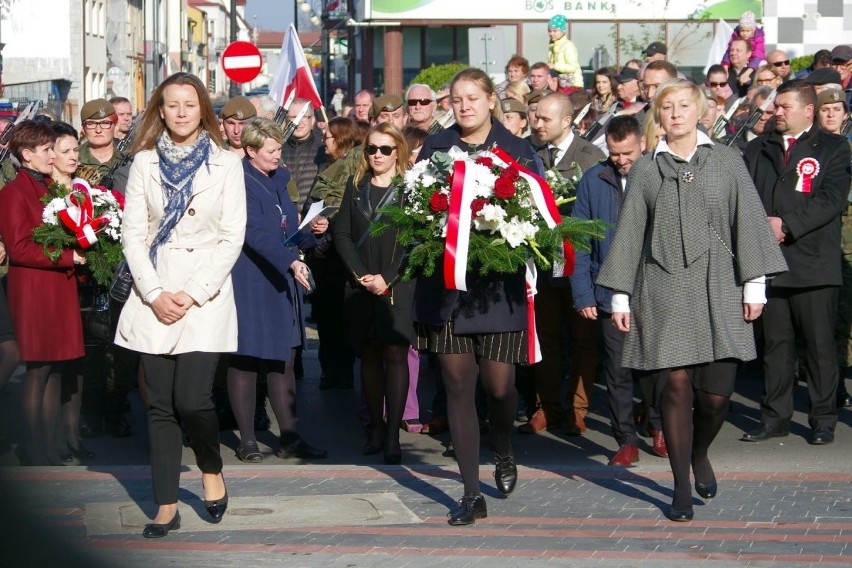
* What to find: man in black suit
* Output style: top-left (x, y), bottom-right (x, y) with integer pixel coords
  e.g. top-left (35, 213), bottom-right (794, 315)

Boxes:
top-left (742, 80), bottom-right (852, 445)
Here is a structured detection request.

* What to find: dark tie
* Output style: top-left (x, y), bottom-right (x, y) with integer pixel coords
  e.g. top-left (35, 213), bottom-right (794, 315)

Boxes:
top-left (784, 137), bottom-right (796, 165)
top-left (548, 146), bottom-right (560, 168)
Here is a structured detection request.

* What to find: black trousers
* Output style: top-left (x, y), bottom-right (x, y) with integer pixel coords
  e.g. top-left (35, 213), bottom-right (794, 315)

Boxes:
top-left (600, 313), bottom-right (640, 446)
top-left (141, 352), bottom-right (222, 505)
top-left (762, 285), bottom-right (839, 429)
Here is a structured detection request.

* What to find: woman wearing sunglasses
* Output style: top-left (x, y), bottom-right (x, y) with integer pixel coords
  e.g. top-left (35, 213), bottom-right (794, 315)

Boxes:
top-left (333, 123), bottom-right (414, 465)
top-left (414, 67), bottom-right (541, 526)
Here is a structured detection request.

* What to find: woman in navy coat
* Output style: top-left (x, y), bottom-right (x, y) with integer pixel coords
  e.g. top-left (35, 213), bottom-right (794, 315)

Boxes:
top-left (227, 118), bottom-right (328, 463)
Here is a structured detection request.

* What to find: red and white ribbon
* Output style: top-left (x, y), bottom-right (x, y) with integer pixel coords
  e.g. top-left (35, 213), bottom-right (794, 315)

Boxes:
top-left (443, 160), bottom-right (476, 291)
top-left (525, 259), bottom-right (542, 363)
top-left (56, 179), bottom-right (110, 248)
top-left (796, 157), bottom-right (820, 194)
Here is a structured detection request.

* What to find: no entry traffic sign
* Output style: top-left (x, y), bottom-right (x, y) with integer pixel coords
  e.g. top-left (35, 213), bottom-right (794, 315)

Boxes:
top-left (221, 41), bottom-right (263, 83)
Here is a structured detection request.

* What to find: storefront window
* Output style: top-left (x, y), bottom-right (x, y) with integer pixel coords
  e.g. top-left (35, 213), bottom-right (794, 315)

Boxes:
top-left (617, 22), bottom-right (665, 66)
top-left (425, 26), bottom-right (454, 66)
top-left (569, 22), bottom-right (617, 84)
top-left (667, 22), bottom-right (716, 82)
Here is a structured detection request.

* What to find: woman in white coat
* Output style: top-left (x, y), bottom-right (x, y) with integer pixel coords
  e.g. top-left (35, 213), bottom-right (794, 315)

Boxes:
top-left (115, 72), bottom-right (246, 538)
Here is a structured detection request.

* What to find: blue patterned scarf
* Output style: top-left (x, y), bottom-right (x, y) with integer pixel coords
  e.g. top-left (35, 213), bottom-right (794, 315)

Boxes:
top-left (149, 130), bottom-right (211, 265)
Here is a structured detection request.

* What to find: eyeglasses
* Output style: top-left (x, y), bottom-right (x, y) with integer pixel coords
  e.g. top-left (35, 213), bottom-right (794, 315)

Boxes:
top-left (756, 77), bottom-right (776, 85)
top-left (83, 120), bottom-right (115, 130)
top-left (771, 60), bottom-right (791, 67)
top-left (365, 144), bottom-right (397, 156)
top-left (639, 82), bottom-right (660, 92)
top-left (407, 98), bottom-right (434, 107)
top-left (706, 81), bottom-right (727, 88)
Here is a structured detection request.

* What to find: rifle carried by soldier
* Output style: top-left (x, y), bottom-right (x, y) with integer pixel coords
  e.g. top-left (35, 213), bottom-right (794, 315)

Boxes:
top-left (273, 90), bottom-right (298, 127)
top-left (725, 90), bottom-right (776, 148)
top-left (281, 100), bottom-right (310, 144)
top-left (0, 101), bottom-right (40, 165)
top-left (581, 103), bottom-right (619, 142)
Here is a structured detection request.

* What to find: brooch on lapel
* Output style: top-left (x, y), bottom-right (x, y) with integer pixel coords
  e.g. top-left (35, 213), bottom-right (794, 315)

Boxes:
top-left (795, 158), bottom-right (820, 193)
top-left (680, 172), bottom-right (695, 184)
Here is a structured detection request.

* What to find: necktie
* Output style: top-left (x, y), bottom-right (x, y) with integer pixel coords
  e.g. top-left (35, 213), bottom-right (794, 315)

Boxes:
top-left (784, 137), bottom-right (796, 165)
top-left (548, 146), bottom-right (560, 168)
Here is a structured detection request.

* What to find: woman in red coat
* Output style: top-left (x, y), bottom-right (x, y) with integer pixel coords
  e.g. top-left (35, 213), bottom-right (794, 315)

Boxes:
top-left (0, 120), bottom-right (87, 465)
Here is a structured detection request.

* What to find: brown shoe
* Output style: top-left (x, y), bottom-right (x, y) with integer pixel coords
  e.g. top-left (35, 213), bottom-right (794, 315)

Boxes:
top-left (517, 409), bottom-right (557, 434)
top-left (564, 413), bottom-right (587, 436)
top-left (650, 427), bottom-right (668, 457)
top-left (421, 416), bottom-right (448, 435)
top-left (608, 443), bottom-right (639, 466)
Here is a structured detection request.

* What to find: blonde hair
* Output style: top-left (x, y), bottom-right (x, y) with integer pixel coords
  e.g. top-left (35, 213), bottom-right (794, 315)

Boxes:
top-left (451, 67), bottom-right (502, 120)
top-left (651, 79), bottom-right (709, 127)
top-left (241, 118), bottom-right (283, 150)
top-left (353, 123), bottom-right (409, 186)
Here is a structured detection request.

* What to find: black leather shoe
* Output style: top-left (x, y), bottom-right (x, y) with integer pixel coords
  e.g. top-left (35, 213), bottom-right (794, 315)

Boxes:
top-left (447, 494), bottom-right (487, 526)
top-left (235, 441), bottom-right (263, 463)
top-left (838, 390), bottom-right (852, 408)
top-left (203, 475), bottom-right (228, 523)
top-left (143, 511), bottom-right (181, 538)
top-left (665, 507), bottom-right (694, 522)
top-left (695, 480), bottom-right (717, 499)
top-left (277, 437), bottom-right (328, 459)
top-left (69, 442), bottom-right (96, 461)
top-left (810, 426), bottom-right (835, 445)
top-left (740, 424), bottom-right (789, 442)
top-left (494, 454), bottom-right (518, 495)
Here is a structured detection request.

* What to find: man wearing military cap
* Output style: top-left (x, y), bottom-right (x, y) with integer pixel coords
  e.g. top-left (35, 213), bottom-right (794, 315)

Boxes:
top-left (500, 98), bottom-right (528, 138)
top-left (78, 98), bottom-right (128, 191)
top-left (524, 88), bottom-right (553, 149)
top-left (371, 94), bottom-right (406, 129)
top-left (220, 95), bottom-right (257, 158)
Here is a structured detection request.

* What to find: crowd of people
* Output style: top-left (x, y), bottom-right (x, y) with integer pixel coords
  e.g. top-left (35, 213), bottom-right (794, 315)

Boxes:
top-left (0, 11), bottom-right (850, 533)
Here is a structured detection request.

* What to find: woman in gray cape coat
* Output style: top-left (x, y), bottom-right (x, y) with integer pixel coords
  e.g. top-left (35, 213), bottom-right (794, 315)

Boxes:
top-left (596, 79), bottom-right (788, 522)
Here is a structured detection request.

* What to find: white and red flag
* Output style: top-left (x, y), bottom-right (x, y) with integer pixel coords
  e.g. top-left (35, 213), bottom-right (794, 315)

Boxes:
top-left (269, 24), bottom-right (323, 109)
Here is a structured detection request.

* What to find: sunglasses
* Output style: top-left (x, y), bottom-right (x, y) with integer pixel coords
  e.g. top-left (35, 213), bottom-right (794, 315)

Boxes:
top-left (771, 60), bottom-right (791, 67)
top-left (365, 144), bottom-right (397, 156)
top-left (706, 81), bottom-right (727, 88)
top-left (408, 98), bottom-right (434, 107)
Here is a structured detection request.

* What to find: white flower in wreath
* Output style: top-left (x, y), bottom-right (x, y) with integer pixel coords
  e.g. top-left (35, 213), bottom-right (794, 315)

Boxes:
top-left (499, 217), bottom-right (538, 248)
top-left (41, 197), bottom-right (65, 225)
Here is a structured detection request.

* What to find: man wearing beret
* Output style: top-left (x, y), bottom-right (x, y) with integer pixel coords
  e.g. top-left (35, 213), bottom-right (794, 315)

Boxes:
top-left (78, 98), bottom-right (129, 191)
top-left (220, 95), bottom-right (257, 159)
top-left (371, 94), bottom-right (407, 129)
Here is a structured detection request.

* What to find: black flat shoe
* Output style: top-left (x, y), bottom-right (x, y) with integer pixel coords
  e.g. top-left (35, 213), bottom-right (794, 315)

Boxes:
top-left (143, 511), bottom-right (181, 538)
top-left (383, 452), bottom-right (401, 465)
top-left (695, 480), bottom-right (717, 499)
top-left (810, 426), bottom-right (835, 445)
top-left (236, 441), bottom-right (263, 463)
top-left (448, 494), bottom-right (487, 526)
top-left (740, 424), bottom-right (789, 442)
top-left (277, 437), bottom-right (328, 459)
top-left (494, 454), bottom-right (518, 495)
top-left (69, 443), bottom-right (96, 461)
top-left (665, 507), bottom-right (694, 522)
top-left (203, 475), bottom-right (228, 523)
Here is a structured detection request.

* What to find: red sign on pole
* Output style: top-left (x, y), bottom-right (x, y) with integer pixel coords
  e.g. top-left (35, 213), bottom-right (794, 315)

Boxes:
top-left (221, 41), bottom-right (263, 83)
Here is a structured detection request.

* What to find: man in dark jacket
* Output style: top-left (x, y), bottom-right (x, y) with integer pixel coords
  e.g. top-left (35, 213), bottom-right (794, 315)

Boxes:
top-left (281, 98), bottom-right (325, 212)
top-left (519, 93), bottom-right (604, 436)
top-left (570, 116), bottom-right (653, 464)
top-left (742, 80), bottom-right (852, 445)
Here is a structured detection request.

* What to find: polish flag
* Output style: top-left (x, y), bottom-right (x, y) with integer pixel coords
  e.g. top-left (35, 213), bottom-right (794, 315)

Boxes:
top-left (268, 24), bottom-right (323, 109)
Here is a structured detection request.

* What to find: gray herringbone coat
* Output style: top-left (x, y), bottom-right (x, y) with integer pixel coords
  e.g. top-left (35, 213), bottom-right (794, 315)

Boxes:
top-left (596, 143), bottom-right (787, 370)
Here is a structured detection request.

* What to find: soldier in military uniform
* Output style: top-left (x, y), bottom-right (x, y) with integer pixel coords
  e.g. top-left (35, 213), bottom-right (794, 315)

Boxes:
top-left (77, 99), bottom-right (129, 192)
top-left (0, 117), bottom-right (18, 186)
top-left (220, 95), bottom-right (256, 159)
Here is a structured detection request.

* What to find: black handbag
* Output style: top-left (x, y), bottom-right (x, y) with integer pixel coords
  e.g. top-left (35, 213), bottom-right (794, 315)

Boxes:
top-left (108, 260), bottom-right (133, 303)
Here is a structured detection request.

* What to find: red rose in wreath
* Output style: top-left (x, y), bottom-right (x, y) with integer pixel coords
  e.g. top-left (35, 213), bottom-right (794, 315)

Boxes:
top-left (494, 176), bottom-right (516, 199)
top-left (471, 198), bottom-right (488, 214)
top-left (429, 191), bottom-right (450, 212)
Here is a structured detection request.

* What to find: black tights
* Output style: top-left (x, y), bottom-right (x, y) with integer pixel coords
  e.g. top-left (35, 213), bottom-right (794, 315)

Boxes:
top-left (21, 362), bottom-right (63, 465)
top-left (227, 354), bottom-right (298, 443)
top-left (439, 353), bottom-right (517, 495)
top-left (660, 369), bottom-right (729, 511)
top-left (362, 344), bottom-right (409, 454)
top-left (0, 339), bottom-right (19, 392)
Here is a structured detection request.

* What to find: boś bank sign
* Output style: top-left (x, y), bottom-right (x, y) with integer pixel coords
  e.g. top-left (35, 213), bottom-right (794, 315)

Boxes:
top-left (365, 0), bottom-right (762, 20)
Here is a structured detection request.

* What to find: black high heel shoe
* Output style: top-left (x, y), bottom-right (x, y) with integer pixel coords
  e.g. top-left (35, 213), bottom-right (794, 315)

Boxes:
top-left (143, 510), bottom-right (181, 538)
top-left (203, 474), bottom-right (228, 523)
top-left (666, 506), bottom-right (694, 522)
